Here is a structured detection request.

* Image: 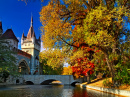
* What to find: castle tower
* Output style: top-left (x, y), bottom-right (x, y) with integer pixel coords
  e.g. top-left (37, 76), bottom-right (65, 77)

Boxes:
top-left (21, 16), bottom-right (41, 74)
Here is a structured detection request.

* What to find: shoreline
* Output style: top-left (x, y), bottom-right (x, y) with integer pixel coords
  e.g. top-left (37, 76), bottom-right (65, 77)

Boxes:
top-left (79, 83), bottom-right (130, 97)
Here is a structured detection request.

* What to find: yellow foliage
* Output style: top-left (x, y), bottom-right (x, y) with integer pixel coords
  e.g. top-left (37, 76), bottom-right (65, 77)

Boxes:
top-left (62, 66), bottom-right (72, 75)
top-left (39, 0), bottom-right (130, 79)
top-left (83, 5), bottom-right (129, 47)
top-left (39, 49), bottom-right (65, 69)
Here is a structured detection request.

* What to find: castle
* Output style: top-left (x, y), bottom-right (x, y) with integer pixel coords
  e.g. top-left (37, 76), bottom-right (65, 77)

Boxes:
top-left (0, 16), bottom-right (42, 75)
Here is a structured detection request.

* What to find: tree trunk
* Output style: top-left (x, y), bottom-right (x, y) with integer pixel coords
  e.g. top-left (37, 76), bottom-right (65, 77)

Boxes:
top-left (105, 54), bottom-right (115, 85)
top-left (87, 71), bottom-right (90, 84)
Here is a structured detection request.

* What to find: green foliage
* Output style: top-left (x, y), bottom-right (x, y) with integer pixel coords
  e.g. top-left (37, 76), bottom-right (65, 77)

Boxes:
top-left (82, 3), bottom-right (130, 84)
top-left (40, 55), bottom-right (63, 75)
top-left (40, 58), bottom-right (63, 75)
top-left (114, 60), bottom-right (130, 85)
top-left (0, 38), bottom-right (19, 82)
top-left (113, 40), bottom-right (130, 85)
top-left (0, 71), bottom-right (9, 82)
top-left (90, 73), bottom-right (96, 81)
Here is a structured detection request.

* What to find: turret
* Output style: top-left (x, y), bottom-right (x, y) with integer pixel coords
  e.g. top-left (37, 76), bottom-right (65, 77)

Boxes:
top-left (1, 29), bottom-right (19, 49)
top-left (21, 32), bottom-right (24, 44)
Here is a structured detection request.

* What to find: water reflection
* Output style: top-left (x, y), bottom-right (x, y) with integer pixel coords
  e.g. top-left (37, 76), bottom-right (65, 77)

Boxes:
top-left (0, 85), bottom-right (118, 97)
top-left (72, 87), bottom-right (118, 97)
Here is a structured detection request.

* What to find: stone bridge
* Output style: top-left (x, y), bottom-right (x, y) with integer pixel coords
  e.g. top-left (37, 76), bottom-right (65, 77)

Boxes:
top-left (7, 75), bottom-right (85, 85)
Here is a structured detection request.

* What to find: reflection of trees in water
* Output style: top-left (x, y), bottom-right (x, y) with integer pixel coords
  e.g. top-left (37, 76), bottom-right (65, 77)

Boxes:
top-left (0, 85), bottom-right (117, 97)
top-left (72, 87), bottom-right (88, 97)
top-left (72, 87), bottom-right (117, 97)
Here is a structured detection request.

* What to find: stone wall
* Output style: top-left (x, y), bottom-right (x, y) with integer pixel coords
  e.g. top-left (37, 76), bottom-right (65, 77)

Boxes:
top-left (6, 75), bottom-right (83, 85)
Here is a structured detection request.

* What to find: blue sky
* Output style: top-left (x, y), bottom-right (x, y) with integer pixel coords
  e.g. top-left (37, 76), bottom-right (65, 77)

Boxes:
top-left (0, 0), bottom-right (49, 51)
top-left (0, 0), bottom-right (129, 51)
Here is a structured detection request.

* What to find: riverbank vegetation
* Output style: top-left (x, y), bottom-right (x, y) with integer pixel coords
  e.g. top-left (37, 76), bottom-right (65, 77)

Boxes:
top-left (85, 77), bottom-right (130, 91)
top-left (39, 0), bottom-right (130, 87)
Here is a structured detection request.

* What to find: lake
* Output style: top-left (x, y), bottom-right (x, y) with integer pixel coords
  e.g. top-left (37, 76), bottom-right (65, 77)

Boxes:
top-left (0, 85), bottom-right (118, 97)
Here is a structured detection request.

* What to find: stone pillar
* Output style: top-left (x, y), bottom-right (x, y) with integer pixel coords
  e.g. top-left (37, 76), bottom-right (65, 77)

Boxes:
top-left (31, 49), bottom-right (35, 75)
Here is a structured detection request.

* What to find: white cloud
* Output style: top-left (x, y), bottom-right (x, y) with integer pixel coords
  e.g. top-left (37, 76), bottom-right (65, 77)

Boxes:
top-left (17, 37), bottom-right (20, 40)
top-left (64, 62), bottom-right (69, 67)
top-left (17, 37), bottom-right (21, 49)
top-left (40, 41), bottom-right (46, 52)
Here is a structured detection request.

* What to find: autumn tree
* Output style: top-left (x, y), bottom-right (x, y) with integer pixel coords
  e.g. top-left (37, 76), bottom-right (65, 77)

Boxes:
top-left (82, 4), bottom-right (129, 84)
top-left (40, 0), bottom-right (95, 79)
top-left (39, 49), bottom-right (64, 74)
top-left (40, 0), bottom-right (130, 84)
top-left (40, 62), bottom-right (63, 75)
top-left (62, 65), bottom-right (72, 75)
top-left (113, 40), bottom-right (130, 85)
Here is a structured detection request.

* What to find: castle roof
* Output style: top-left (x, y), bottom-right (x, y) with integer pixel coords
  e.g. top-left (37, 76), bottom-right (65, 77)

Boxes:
top-left (18, 49), bottom-right (31, 59)
top-left (27, 26), bottom-right (36, 39)
top-left (1, 29), bottom-right (19, 42)
top-left (27, 16), bottom-right (36, 39)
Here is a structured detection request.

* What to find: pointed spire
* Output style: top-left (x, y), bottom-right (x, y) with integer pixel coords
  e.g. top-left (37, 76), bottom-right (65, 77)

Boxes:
top-left (32, 31), bottom-right (35, 38)
top-left (31, 15), bottom-right (33, 27)
top-left (22, 31), bottom-right (24, 38)
top-left (27, 15), bottom-right (37, 40)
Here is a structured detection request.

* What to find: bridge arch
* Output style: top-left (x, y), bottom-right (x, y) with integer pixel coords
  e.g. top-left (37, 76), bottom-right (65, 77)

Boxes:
top-left (18, 59), bottom-right (30, 75)
top-left (25, 81), bottom-right (34, 85)
top-left (71, 81), bottom-right (80, 86)
top-left (40, 79), bottom-right (62, 85)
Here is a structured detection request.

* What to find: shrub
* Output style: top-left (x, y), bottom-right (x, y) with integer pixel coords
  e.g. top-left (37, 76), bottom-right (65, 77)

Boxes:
top-left (103, 78), bottom-right (113, 88)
